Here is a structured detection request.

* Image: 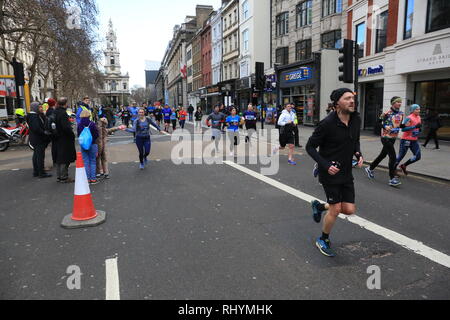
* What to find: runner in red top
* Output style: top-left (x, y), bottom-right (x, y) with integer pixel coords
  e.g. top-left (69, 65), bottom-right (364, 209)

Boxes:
top-left (178, 107), bottom-right (188, 130)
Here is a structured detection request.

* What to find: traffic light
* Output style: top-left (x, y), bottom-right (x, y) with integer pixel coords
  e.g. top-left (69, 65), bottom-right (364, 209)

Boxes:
top-left (12, 58), bottom-right (25, 86)
top-left (338, 39), bottom-right (354, 84)
top-left (255, 62), bottom-right (265, 90)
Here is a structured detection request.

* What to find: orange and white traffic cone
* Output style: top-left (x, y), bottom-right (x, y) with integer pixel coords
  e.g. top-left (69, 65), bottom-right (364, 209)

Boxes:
top-left (61, 152), bottom-right (106, 229)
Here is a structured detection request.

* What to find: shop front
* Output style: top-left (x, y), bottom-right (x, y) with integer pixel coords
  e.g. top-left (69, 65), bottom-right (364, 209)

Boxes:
top-left (0, 77), bottom-right (19, 119)
top-left (236, 76), bottom-right (254, 111)
top-left (414, 79), bottom-right (450, 140)
top-left (358, 63), bottom-right (385, 131)
top-left (394, 34), bottom-right (450, 140)
top-left (201, 86), bottom-right (221, 114)
top-left (278, 62), bottom-right (319, 126)
top-left (218, 80), bottom-right (236, 107)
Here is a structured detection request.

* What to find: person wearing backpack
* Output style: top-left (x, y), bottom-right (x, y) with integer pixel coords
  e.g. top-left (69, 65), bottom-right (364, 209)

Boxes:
top-left (77, 110), bottom-right (99, 185)
top-left (119, 107), bottom-right (163, 170)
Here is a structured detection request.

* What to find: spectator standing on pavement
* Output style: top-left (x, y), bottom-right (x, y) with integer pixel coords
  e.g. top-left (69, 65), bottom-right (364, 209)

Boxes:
top-left (54, 97), bottom-right (77, 183)
top-left (423, 109), bottom-right (441, 150)
top-left (45, 98), bottom-right (58, 166)
top-left (188, 104), bottom-right (194, 122)
top-left (194, 107), bottom-right (203, 132)
top-left (27, 102), bottom-right (52, 178)
top-left (77, 110), bottom-right (99, 185)
top-left (76, 96), bottom-right (92, 124)
top-left (395, 104), bottom-right (423, 177)
top-left (306, 88), bottom-right (363, 257)
top-left (96, 118), bottom-right (121, 180)
top-left (365, 96), bottom-right (404, 187)
top-left (103, 105), bottom-right (114, 129)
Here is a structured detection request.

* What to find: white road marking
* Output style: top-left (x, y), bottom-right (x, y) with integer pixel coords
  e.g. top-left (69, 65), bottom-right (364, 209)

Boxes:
top-left (105, 257), bottom-right (120, 300)
top-left (224, 160), bottom-right (450, 269)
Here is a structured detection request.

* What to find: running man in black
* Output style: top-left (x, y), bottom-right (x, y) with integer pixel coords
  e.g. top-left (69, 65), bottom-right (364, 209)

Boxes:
top-left (306, 88), bottom-right (363, 257)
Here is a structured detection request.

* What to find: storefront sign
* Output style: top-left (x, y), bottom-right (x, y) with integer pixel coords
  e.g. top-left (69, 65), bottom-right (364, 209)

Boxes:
top-left (396, 40), bottom-right (450, 74)
top-left (284, 68), bottom-right (312, 83)
top-left (207, 86), bottom-right (219, 94)
top-left (358, 65), bottom-right (384, 77)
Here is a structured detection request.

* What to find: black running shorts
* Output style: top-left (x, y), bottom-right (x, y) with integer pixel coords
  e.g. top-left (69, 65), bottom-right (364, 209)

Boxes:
top-left (322, 182), bottom-right (355, 205)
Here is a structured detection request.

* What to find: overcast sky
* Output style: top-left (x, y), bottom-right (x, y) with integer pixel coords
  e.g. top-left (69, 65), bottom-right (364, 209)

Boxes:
top-left (96, 0), bottom-right (222, 88)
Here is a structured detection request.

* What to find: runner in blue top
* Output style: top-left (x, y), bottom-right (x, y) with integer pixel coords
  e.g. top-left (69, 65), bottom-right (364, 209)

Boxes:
top-left (170, 107), bottom-right (178, 132)
top-left (226, 107), bottom-right (243, 157)
top-left (120, 108), bottom-right (163, 169)
top-left (162, 105), bottom-right (172, 132)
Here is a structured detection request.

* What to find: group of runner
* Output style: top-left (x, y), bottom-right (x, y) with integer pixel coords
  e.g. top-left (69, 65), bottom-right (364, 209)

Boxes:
top-left (365, 97), bottom-right (423, 187)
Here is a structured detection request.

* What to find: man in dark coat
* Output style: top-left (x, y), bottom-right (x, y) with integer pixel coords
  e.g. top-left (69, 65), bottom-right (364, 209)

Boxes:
top-left (45, 98), bottom-right (58, 166)
top-left (27, 102), bottom-right (52, 178)
top-left (54, 97), bottom-right (77, 183)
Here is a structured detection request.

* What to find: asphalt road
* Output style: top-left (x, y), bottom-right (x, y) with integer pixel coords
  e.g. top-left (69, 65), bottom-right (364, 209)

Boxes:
top-left (0, 121), bottom-right (449, 300)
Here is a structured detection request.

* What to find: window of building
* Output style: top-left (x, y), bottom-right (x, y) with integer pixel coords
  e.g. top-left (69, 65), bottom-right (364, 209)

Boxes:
top-left (295, 39), bottom-right (312, 61)
top-left (224, 18), bottom-right (227, 30)
top-left (321, 30), bottom-right (341, 49)
top-left (224, 66), bottom-right (228, 80)
top-left (376, 11), bottom-right (388, 53)
top-left (296, 0), bottom-right (312, 28)
top-left (404, 0), bottom-right (414, 39)
top-left (276, 12), bottom-right (289, 36)
top-left (322, 0), bottom-right (343, 17)
top-left (242, 29), bottom-right (249, 52)
top-left (234, 9), bottom-right (238, 24)
top-left (243, 0), bottom-right (249, 20)
top-left (235, 62), bottom-right (238, 78)
top-left (356, 22), bottom-right (365, 57)
top-left (110, 56), bottom-right (115, 65)
top-left (426, 0), bottom-right (450, 33)
top-left (276, 47), bottom-right (289, 65)
top-left (187, 50), bottom-right (192, 61)
top-left (234, 33), bottom-right (238, 50)
top-left (123, 83), bottom-right (127, 90)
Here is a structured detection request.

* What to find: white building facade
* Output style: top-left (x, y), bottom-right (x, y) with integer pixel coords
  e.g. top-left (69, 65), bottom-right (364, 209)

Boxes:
top-left (211, 9), bottom-right (223, 86)
top-left (237, 0), bottom-right (271, 108)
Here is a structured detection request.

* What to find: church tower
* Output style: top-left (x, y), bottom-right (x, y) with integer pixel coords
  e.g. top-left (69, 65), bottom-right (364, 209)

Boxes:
top-left (98, 19), bottom-right (130, 108)
top-left (104, 19), bottom-right (121, 76)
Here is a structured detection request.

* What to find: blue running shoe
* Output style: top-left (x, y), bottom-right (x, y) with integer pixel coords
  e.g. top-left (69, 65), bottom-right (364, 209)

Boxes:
top-left (288, 160), bottom-right (297, 165)
top-left (139, 163), bottom-right (145, 170)
top-left (389, 177), bottom-right (402, 187)
top-left (313, 163), bottom-right (319, 178)
top-left (315, 238), bottom-right (336, 257)
top-left (311, 200), bottom-right (323, 223)
top-left (365, 167), bottom-right (375, 179)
